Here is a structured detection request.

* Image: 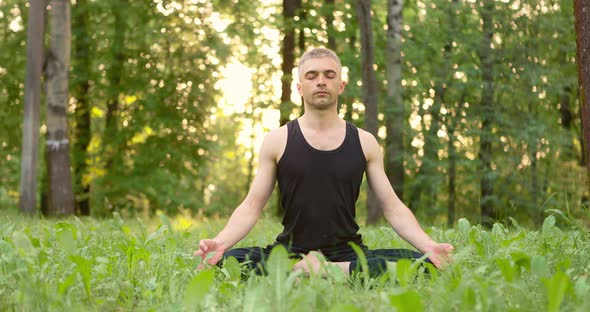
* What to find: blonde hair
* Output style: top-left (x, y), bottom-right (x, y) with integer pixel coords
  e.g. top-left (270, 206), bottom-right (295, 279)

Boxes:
top-left (297, 48), bottom-right (342, 79)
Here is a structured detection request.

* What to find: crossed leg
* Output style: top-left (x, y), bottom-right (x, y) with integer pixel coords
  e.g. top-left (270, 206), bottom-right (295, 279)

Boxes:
top-left (222, 246), bottom-right (432, 278)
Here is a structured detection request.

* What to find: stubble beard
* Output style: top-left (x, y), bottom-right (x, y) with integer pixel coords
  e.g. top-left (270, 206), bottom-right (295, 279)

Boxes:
top-left (308, 95), bottom-right (337, 111)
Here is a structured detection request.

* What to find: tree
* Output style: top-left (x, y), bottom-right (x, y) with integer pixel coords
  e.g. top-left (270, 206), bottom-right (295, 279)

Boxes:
top-left (385, 0), bottom-right (405, 202)
top-left (44, 0), bottom-right (75, 215)
top-left (574, 0), bottom-right (590, 193)
top-left (103, 0), bottom-right (127, 175)
top-left (477, 0), bottom-right (497, 226)
top-left (356, 0), bottom-right (381, 224)
top-left (20, 0), bottom-right (46, 214)
top-left (324, 0), bottom-right (336, 51)
top-left (72, 0), bottom-right (92, 215)
top-left (280, 0), bottom-right (297, 127)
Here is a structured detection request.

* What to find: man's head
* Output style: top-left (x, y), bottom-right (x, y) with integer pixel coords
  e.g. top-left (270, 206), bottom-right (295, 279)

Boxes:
top-left (297, 48), bottom-right (346, 111)
top-left (297, 48), bottom-right (342, 80)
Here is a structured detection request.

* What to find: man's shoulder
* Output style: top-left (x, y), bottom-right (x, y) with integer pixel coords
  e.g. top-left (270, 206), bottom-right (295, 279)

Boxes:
top-left (265, 124), bottom-right (289, 142)
top-left (355, 127), bottom-right (379, 161)
top-left (356, 127), bottom-right (378, 144)
top-left (260, 124), bottom-right (289, 162)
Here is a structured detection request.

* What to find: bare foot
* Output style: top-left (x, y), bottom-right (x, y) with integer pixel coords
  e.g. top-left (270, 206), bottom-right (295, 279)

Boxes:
top-left (292, 251), bottom-right (326, 276)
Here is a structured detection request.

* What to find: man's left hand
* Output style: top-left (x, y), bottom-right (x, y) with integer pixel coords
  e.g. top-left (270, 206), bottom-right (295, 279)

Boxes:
top-left (423, 243), bottom-right (454, 269)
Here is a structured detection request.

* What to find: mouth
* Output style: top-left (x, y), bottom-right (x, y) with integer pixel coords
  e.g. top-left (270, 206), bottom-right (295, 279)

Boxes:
top-left (314, 91), bottom-right (329, 96)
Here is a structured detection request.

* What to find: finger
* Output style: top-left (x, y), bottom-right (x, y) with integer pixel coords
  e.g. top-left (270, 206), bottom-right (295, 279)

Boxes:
top-left (431, 258), bottom-right (441, 269)
top-left (208, 250), bottom-right (225, 265)
top-left (199, 240), bottom-right (209, 253)
top-left (194, 250), bottom-right (203, 257)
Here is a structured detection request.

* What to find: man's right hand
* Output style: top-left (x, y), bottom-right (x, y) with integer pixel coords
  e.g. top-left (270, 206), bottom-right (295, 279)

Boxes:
top-left (194, 239), bottom-right (225, 269)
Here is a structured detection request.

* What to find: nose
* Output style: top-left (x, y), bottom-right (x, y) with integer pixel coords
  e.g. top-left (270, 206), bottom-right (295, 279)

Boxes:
top-left (316, 73), bottom-right (326, 86)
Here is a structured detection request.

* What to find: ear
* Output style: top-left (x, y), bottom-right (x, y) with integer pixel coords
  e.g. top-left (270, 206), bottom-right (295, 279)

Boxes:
top-left (338, 80), bottom-right (346, 95)
top-left (297, 82), bottom-right (303, 96)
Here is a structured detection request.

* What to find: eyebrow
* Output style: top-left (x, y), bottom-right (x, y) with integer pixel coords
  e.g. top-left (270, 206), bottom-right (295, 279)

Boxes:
top-left (304, 69), bottom-right (338, 76)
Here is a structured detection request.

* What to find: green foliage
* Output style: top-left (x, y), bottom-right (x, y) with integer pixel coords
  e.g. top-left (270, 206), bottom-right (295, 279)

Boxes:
top-left (0, 214), bottom-right (589, 311)
top-left (183, 269), bottom-right (215, 309)
top-left (0, 0), bottom-right (586, 228)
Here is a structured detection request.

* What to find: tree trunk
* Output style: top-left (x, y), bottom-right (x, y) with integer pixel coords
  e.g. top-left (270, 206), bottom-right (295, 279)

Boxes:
top-left (356, 0), bottom-right (381, 224)
top-left (324, 0), bottom-right (336, 51)
top-left (343, 31), bottom-right (357, 123)
top-left (280, 0), bottom-right (297, 127)
top-left (448, 124), bottom-right (456, 228)
top-left (296, 0), bottom-right (306, 54)
top-left (477, 0), bottom-right (497, 226)
top-left (296, 0), bottom-right (306, 114)
top-left (104, 0), bottom-right (127, 170)
top-left (20, 0), bottom-right (46, 215)
top-left (72, 0), bottom-right (91, 215)
top-left (574, 0), bottom-right (590, 193)
top-left (277, 0), bottom-right (298, 216)
top-left (45, 0), bottom-right (75, 216)
top-left (385, 0), bottom-right (404, 202)
top-left (409, 0), bottom-right (454, 213)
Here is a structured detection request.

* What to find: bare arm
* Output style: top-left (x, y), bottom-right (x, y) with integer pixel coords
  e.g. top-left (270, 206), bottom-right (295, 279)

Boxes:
top-left (360, 130), bottom-right (453, 267)
top-left (195, 128), bottom-right (285, 265)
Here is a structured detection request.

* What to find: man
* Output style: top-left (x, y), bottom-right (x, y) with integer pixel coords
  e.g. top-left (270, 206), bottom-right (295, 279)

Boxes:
top-left (194, 48), bottom-right (453, 278)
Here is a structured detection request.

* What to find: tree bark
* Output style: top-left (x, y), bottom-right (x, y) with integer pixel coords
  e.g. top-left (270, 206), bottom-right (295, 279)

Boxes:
top-left (356, 0), bottom-right (381, 224)
top-left (324, 0), bottom-right (336, 51)
top-left (280, 0), bottom-right (297, 127)
top-left (20, 0), bottom-right (46, 214)
top-left (477, 0), bottom-right (497, 226)
top-left (277, 0), bottom-right (298, 216)
top-left (104, 0), bottom-right (127, 173)
top-left (296, 0), bottom-right (306, 54)
top-left (72, 0), bottom-right (91, 215)
top-left (296, 0), bottom-right (306, 114)
top-left (45, 0), bottom-right (75, 216)
top-left (574, 0), bottom-right (590, 193)
top-left (385, 0), bottom-right (404, 202)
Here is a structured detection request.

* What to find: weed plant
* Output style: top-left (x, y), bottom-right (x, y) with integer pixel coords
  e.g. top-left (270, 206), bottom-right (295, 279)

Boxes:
top-left (1, 212), bottom-right (589, 311)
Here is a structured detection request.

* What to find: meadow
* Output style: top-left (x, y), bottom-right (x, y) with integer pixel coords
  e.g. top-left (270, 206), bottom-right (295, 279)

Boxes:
top-left (1, 211), bottom-right (589, 312)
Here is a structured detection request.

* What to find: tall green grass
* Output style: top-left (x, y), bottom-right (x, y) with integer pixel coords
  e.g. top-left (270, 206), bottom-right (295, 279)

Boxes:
top-left (1, 212), bottom-right (589, 311)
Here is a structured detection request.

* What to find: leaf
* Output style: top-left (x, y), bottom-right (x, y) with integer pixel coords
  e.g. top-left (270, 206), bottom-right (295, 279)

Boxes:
top-left (56, 224), bottom-right (76, 254)
top-left (542, 215), bottom-right (556, 236)
top-left (266, 244), bottom-right (291, 308)
top-left (496, 258), bottom-right (514, 282)
top-left (458, 218), bottom-right (471, 236)
top-left (574, 277), bottom-right (590, 299)
top-left (510, 251), bottom-right (531, 271)
top-left (69, 255), bottom-right (94, 302)
top-left (395, 259), bottom-right (413, 287)
top-left (349, 242), bottom-right (369, 285)
top-left (12, 231), bottom-right (37, 257)
top-left (145, 225), bottom-right (168, 246)
top-left (491, 223), bottom-right (505, 238)
top-left (183, 270), bottom-right (215, 308)
top-left (531, 255), bottom-right (549, 278)
top-left (509, 217), bottom-right (523, 229)
top-left (222, 256), bottom-right (242, 282)
top-left (390, 289), bottom-right (424, 311)
top-left (543, 271), bottom-right (570, 312)
top-left (160, 214), bottom-right (174, 233)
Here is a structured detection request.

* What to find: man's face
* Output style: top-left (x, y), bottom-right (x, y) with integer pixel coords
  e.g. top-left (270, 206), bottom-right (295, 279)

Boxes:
top-left (297, 57), bottom-right (346, 110)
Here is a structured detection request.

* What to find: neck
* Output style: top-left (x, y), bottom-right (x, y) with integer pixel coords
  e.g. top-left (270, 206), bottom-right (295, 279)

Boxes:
top-left (299, 107), bottom-right (343, 130)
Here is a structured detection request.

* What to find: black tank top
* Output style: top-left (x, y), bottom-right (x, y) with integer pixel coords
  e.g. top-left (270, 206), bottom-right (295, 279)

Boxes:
top-left (275, 119), bottom-right (366, 250)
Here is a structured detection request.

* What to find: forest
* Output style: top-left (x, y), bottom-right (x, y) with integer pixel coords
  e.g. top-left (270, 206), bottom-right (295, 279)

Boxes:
top-left (2, 0), bottom-right (590, 311)
top-left (2, 0), bottom-right (588, 227)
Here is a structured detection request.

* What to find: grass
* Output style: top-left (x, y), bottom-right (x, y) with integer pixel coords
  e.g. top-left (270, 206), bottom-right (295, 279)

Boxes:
top-left (1, 211), bottom-right (589, 311)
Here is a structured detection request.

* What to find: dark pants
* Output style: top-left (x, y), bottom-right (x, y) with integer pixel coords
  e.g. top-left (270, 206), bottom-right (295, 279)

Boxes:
top-left (221, 242), bottom-right (432, 278)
